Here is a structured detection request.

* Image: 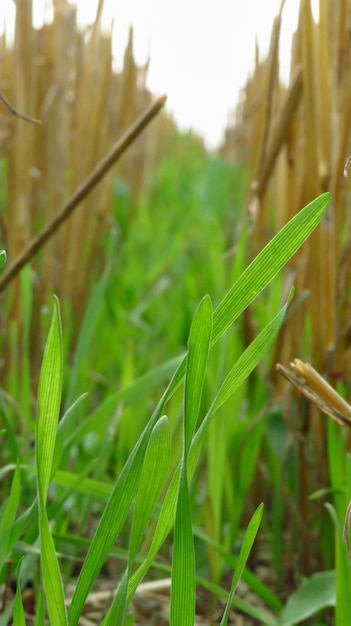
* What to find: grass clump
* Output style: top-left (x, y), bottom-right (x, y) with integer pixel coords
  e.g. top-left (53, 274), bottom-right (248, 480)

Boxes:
top-left (0, 193), bottom-right (333, 624)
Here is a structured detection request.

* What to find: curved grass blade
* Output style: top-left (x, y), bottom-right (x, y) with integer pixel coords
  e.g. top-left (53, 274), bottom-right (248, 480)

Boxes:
top-left (36, 296), bottom-right (67, 625)
top-left (167, 192), bottom-right (330, 398)
top-left (220, 503), bottom-right (264, 626)
top-left (101, 415), bottom-right (170, 626)
top-left (67, 395), bottom-right (168, 625)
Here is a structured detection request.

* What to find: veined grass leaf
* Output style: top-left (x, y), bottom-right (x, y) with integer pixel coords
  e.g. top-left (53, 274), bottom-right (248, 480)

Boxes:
top-left (130, 415), bottom-right (171, 560)
top-left (101, 415), bottom-right (170, 626)
top-left (166, 192), bottom-right (330, 398)
top-left (36, 295), bottom-right (63, 500)
top-left (170, 468), bottom-right (195, 625)
top-left (36, 296), bottom-right (67, 625)
top-left (211, 193), bottom-right (329, 344)
top-left (170, 296), bottom-right (212, 625)
top-left (220, 503), bottom-right (264, 626)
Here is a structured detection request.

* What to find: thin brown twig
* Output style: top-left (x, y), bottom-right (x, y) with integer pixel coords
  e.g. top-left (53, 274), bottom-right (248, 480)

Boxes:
top-left (0, 94), bottom-right (167, 293)
top-left (0, 92), bottom-right (42, 124)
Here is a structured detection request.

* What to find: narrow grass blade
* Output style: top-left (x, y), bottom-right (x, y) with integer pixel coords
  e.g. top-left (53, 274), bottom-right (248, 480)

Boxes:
top-left (67, 396), bottom-right (166, 625)
top-left (170, 468), bottom-right (195, 626)
top-left (197, 574), bottom-right (277, 625)
top-left (167, 192), bottom-right (330, 397)
top-left (211, 193), bottom-right (329, 344)
top-left (210, 288), bottom-right (294, 415)
top-left (184, 295), bottom-right (213, 448)
top-left (102, 416), bottom-right (170, 626)
top-left (325, 503), bottom-right (351, 626)
top-left (130, 415), bottom-right (171, 560)
top-left (36, 295), bottom-right (63, 500)
top-left (36, 296), bottom-right (67, 625)
top-left (0, 463), bottom-right (20, 576)
top-left (220, 503), bottom-right (264, 626)
top-left (170, 296), bottom-right (212, 626)
top-left (13, 558), bottom-right (26, 626)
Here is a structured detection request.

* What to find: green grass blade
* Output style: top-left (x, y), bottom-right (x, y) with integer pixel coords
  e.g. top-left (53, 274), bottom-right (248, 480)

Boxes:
top-left (209, 288), bottom-right (294, 416)
top-left (35, 296), bottom-right (67, 625)
top-left (184, 295), bottom-right (213, 448)
top-left (36, 295), bottom-right (63, 500)
top-left (0, 463), bottom-right (20, 576)
top-left (102, 416), bottom-right (170, 626)
top-left (220, 503), bottom-right (264, 626)
top-left (325, 503), bottom-right (351, 626)
top-left (13, 558), bottom-right (26, 626)
top-left (170, 296), bottom-right (212, 626)
top-left (170, 468), bottom-right (195, 626)
top-left (67, 395), bottom-right (167, 625)
top-left (130, 415), bottom-right (171, 560)
top-left (166, 192), bottom-right (330, 397)
top-left (211, 192), bottom-right (329, 344)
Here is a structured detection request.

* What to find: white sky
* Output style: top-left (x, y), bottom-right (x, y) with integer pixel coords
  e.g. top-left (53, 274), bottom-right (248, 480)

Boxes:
top-left (1, 0), bottom-right (318, 148)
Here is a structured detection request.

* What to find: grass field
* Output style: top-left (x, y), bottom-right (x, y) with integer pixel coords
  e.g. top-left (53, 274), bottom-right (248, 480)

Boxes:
top-left (1, 139), bottom-right (342, 623)
top-left (2, 1), bottom-right (351, 623)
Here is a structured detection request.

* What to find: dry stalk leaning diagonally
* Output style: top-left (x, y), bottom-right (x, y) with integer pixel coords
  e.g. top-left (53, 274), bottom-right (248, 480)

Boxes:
top-left (0, 94), bottom-right (167, 294)
top-left (276, 358), bottom-right (351, 559)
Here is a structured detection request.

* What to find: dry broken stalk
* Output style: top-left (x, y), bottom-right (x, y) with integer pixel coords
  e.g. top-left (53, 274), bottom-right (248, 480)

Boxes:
top-left (276, 358), bottom-right (351, 557)
top-left (276, 358), bottom-right (351, 427)
top-left (0, 93), bottom-right (167, 293)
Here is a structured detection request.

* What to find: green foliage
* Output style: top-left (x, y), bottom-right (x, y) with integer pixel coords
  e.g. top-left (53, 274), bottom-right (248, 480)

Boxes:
top-left (0, 189), bottom-right (333, 624)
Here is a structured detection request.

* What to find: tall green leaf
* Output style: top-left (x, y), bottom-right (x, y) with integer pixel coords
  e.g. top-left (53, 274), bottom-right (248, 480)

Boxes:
top-left (35, 296), bottom-right (67, 625)
top-left (170, 296), bottom-right (212, 625)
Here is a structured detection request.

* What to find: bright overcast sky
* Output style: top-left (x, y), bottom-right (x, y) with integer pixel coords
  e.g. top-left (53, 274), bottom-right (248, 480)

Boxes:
top-left (2, 0), bottom-right (318, 148)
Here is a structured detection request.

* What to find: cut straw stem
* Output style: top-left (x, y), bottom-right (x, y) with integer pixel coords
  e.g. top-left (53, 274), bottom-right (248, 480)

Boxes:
top-left (0, 94), bottom-right (167, 293)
